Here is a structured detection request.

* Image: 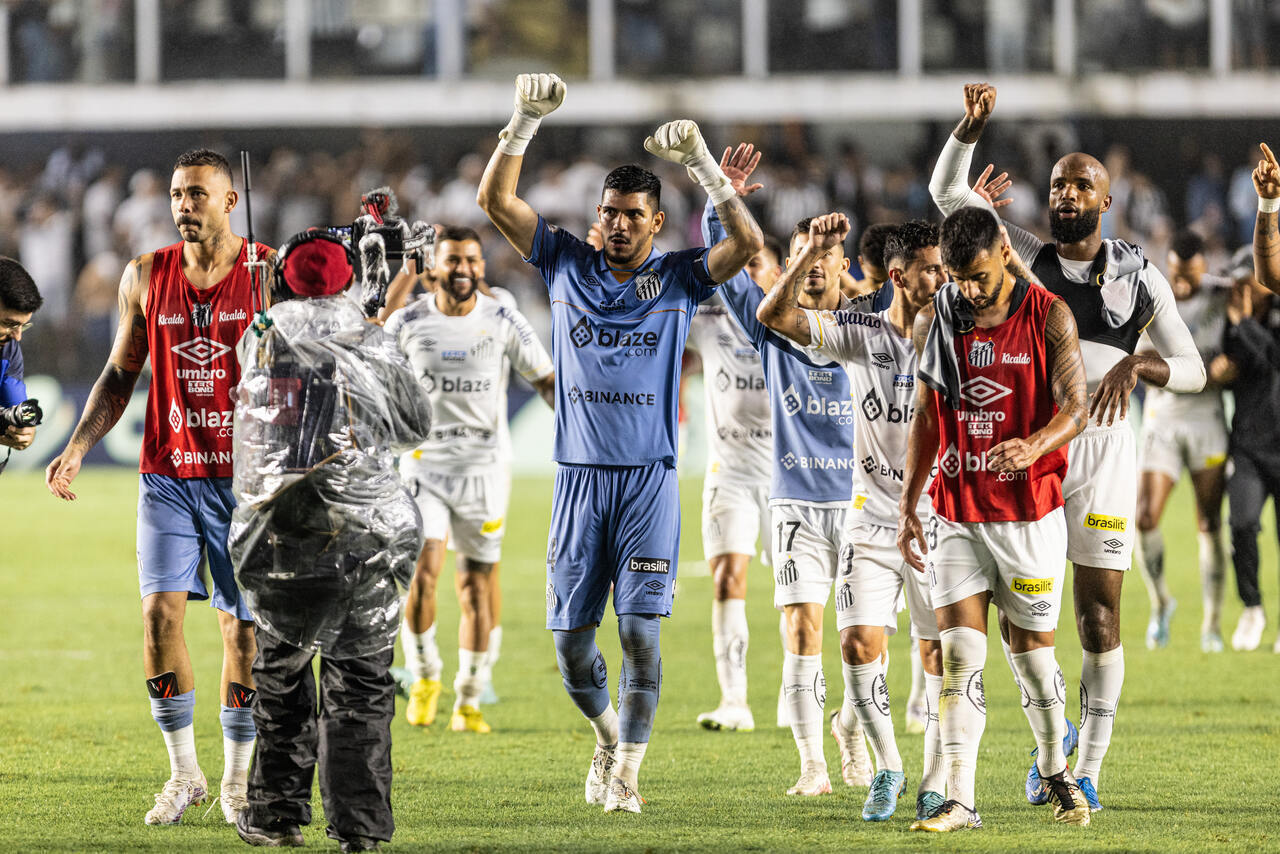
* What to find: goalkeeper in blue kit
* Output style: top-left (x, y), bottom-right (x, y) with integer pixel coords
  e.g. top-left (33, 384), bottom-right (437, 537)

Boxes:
top-left (477, 73), bottom-right (764, 813)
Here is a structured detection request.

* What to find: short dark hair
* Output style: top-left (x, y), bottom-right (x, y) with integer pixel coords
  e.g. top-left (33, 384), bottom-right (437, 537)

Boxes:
top-left (760, 234), bottom-right (784, 267)
top-left (0, 257), bottom-right (42, 313)
top-left (602, 164), bottom-right (661, 211)
top-left (883, 220), bottom-right (939, 268)
top-left (173, 148), bottom-right (233, 184)
top-left (436, 225), bottom-right (482, 245)
top-left (940, 207), bottom-right (1002, 270)
top-left (790, 217), bottom-right (847, 252)
top-left (1171, 229), bottom-right (1204, 261)
top-left (858, 223), bottom-right (898, 269)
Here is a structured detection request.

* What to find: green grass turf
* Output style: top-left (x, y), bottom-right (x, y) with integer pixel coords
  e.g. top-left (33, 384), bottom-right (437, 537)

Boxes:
top-left (2, 467), bottom-right (1278, 852)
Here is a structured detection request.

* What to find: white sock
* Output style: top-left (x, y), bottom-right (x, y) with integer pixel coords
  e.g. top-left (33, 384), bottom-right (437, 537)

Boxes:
top-left (453, 648), bottom-right (485, 709)
top-left (588, 705), bottom-right (619, 747)
top-left (712, 599), bottom-right (749, 706)
top-left (783, 652), bottom-right (826, 768)
top-left (614, 741), bottom-right (648, 788)
top-left (777, 613), bottom-right (788, 726)
top-left (1137, 528), bottom-right (1172, 612)
top-left (1076, 645), bottom-right (1124, 785)
top-left (907, 639), bottom-right (926, 712)
top-left (1010, 647), bottom-right (1067, 777)
top-left (162, 725), bottom-right (200, 781)
top-left (222, 737), bottom-right (253, 787)
top-left (486, 625), bottom-right (504, 668)
top-left (939, 627), bottom-right (987, 810)
top-left (842, 659), bottom-right (901, 772)
top-left (1199, 530), bottom-right (1225, 635)
top-left (920, 672), bottom-right (945, 795)
top-left (1000, 635), bottom-right (1021, 690)
top-left (401, 620), bottom-right (443, 682)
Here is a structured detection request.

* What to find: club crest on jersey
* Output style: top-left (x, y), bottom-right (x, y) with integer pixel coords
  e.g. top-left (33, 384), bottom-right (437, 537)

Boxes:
top-left (470, 337), bottom-right (495, 360)
top-left (968, 339), bottom-right (994, 368)
top-left (190, 302), bottom-right (213, 329)
top-left (632, 271), bottom-right (661, 301)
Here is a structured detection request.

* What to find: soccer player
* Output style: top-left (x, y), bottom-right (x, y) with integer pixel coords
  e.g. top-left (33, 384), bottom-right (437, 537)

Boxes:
top-left (757, 218), bottom-right (948, 822)
top-left (476, 73), bottom-right (763, 813)
top-left (685, 234), bottom-right (780, 733)
top-left (45, 149), bottom-right (270, 826)
top-left (703, 144), bottom-right (873, 796)
top-left (929, 84), bottom-right (1204, 811)
top-left (383, 244), bottom-right (523, 705)
top-left (387, 225), bottom-right (554, 734)
top-left (841, 223), bottom-right (896, 306)
top-left (1135, 230), bottom-right (1233, 652)
top-left (897, 206), bottom-right (1090, 831)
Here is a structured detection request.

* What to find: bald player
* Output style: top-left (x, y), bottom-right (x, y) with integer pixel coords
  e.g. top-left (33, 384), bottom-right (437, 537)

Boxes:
top-left (929, 83), bottom-right (1204, 812)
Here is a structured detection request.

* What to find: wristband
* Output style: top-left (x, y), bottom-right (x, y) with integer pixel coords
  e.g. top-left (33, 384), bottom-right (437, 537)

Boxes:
top-left (1260, 195), bottom-right (1280, 214)
top-left (497, 111), bottom-right (542, 156)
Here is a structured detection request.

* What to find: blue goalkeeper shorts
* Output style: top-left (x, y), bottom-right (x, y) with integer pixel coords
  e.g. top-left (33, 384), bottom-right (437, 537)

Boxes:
top-left (545, 462), bottom-right (680, 630)
top-left (137, 473), bottom-right (251, 621)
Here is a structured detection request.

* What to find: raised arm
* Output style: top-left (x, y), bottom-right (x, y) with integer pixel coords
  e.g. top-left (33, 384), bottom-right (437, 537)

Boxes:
top-left (929, 83), bottom-right (997, 216)
top-left (987, 298), bottom-right (1087, 473)
top-left (476, 73), bottom-right (566, 259)
top-left (644, 121), bottom-right (763, 283)
top-left (897, 305), bottom-right (941, 572)
top-left (46, 256), bottom-right (151, 500)
top-left (1253, 142), bottom-right (1280, 293)
top-left (756, 213), bottom-right (849, 347)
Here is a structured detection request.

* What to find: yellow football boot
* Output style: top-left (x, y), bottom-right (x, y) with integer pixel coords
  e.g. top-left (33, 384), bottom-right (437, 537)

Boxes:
top-left (405, 678), bottom-right (442, 726)
top-left (450, 704), bottom-right (492, 733)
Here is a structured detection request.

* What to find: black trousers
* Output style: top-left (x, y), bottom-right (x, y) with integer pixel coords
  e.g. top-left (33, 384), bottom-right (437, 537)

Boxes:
top-left (245, 633), bottom-right (396, 843)
top-left (1227, 452), bottom-right (1280, 609)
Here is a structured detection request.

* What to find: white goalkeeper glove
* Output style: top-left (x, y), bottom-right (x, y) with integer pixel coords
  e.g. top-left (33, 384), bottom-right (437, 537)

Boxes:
top-left (643, 119), bottom-right (735, 205)
top-left (498, 73), bottom-right (566, 156)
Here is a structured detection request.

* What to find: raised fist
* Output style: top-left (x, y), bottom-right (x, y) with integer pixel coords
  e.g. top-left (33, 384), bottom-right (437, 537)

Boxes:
top-left (1254, 142), bottom-right (1280, 200)
top-left (514, 73), bottom-right (566, 119)
top-left (963, 83), bottom-right (997, 123)
top-left (644, 120), bottom-right (712, 167)
top-left (806, 213), bottom-right (851, 252)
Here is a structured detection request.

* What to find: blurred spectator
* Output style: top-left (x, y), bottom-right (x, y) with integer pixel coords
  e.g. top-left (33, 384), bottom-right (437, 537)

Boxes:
top-left (71, 249), bottom-right (123, 373)
top-left (19, 195), bottom-right (75, 328)
top-left (113, 170), bottom-right (172, 259)
top-left (82, 165), bottom-right (124, 260)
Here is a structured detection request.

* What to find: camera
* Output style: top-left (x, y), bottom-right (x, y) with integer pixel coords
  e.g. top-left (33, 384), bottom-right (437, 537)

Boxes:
top-left (325, 187), bottom-right (435, 316)
top-left (0, 398), bottom-right (41, 429)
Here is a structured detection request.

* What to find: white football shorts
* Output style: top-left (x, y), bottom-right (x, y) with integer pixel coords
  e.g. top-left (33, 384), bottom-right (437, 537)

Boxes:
top-left (403, 465), bottom-right (510, 564)
top-left (1139, 408), bottom-right (1228, 481)
top-left (927, 507), bottom-right (1068, 633)
top-left (770, 502), bottom-right (846, 608)
top-left (701, 478), bottom-right (770, 561)
top-left (834, 521), bottom-right (939, 640)
top-left (1062, 422), bottom-right (1136, 571)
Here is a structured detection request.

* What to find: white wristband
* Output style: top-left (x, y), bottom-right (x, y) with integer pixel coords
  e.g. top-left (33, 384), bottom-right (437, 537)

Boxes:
top-left (1260, 195), bottom-right (1280, 214)
top-left (497, 110), bottom-right (542, 156)
top-left (685, 154), bottom-right (736, 206)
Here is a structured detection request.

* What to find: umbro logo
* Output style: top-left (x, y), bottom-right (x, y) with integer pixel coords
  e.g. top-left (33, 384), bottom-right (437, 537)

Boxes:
top-left (1030, 600), bottom-right (1051, 613)
top-left (172, 336), bottom-right (231, 366)
top-left (959, 376), bottom-right (1012, 408)
top-left (644, 580), bottom-right (664, 591)
top-left (871, 352), bottom-right (893, 370)
top-left (1103, 538), bottom-right (1124, 550)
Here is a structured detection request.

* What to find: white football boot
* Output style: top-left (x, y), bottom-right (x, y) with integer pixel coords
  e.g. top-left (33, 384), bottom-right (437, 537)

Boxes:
top-left (144, 773), bottom-right (208, 825)
top-left (829, 712), bottom-right (873, 787)
top-left (585, 743), bottom-right (616, 806)
top-left (696, 703), bottom-right (755, 732)
top-left (786, 761), bottom-right (833, 796)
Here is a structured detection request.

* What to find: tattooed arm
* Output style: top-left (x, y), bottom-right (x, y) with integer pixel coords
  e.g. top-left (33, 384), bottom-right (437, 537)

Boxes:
top-left (756, 213), bottom-right (850, 347)
top-left (705, 193), bottom-right (765, 284)
top-left (897, 305), bottom-right (940, 573)
top-left (1254, 143), bottom-right (1280, 293)
top-left (46, 256), bottom-right (151, 500)
top-left (986, 298), bottom-right (1087, 474)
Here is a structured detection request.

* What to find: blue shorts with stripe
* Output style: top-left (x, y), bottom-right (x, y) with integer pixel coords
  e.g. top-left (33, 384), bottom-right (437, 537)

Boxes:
top-left (545, 462), bottom-right (680, 630)
top-left (137, 473), bottom-right (251, 621)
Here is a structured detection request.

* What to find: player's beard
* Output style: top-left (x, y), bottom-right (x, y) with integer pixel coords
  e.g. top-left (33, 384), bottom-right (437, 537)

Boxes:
top-left (441, 274), bottom-right (477, 304)
top-left (1048, 205), bottom-right (1101, 244)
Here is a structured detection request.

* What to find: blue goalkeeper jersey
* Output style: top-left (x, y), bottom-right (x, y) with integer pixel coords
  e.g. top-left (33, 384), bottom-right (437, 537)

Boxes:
top-left (703, 204), bottom-right (856, 506)
top-left (525, 216), bottom-right (717, 467)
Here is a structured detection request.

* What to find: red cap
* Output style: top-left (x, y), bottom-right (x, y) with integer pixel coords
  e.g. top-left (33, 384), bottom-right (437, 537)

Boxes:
top-left (283, 236), bottom-right (352, 297)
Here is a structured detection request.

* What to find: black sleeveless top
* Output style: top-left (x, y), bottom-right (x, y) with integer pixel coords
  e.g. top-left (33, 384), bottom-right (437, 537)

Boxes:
top-left (1029, 243), bottom-right (1154, 354)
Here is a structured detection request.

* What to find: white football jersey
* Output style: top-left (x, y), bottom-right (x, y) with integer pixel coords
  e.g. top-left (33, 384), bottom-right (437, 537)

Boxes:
top-left (386, 290), bottom-right (552, 474)
top-left (686, 301), bottom-right (772, 487)
top-left (1142, 274), bottom-right (1229, 420)
top-left (805, 306), bottom-right (932, 528)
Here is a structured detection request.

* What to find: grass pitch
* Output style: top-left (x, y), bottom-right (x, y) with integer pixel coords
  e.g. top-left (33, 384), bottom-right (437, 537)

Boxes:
top-left (2, 468), bottom-right (1278, 852)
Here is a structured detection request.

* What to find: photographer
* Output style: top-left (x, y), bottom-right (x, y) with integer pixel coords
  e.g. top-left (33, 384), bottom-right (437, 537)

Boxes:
top-left (0, 257), bottom-right (43, 454)
top-left (229, 229), bottom-right (431, 852)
